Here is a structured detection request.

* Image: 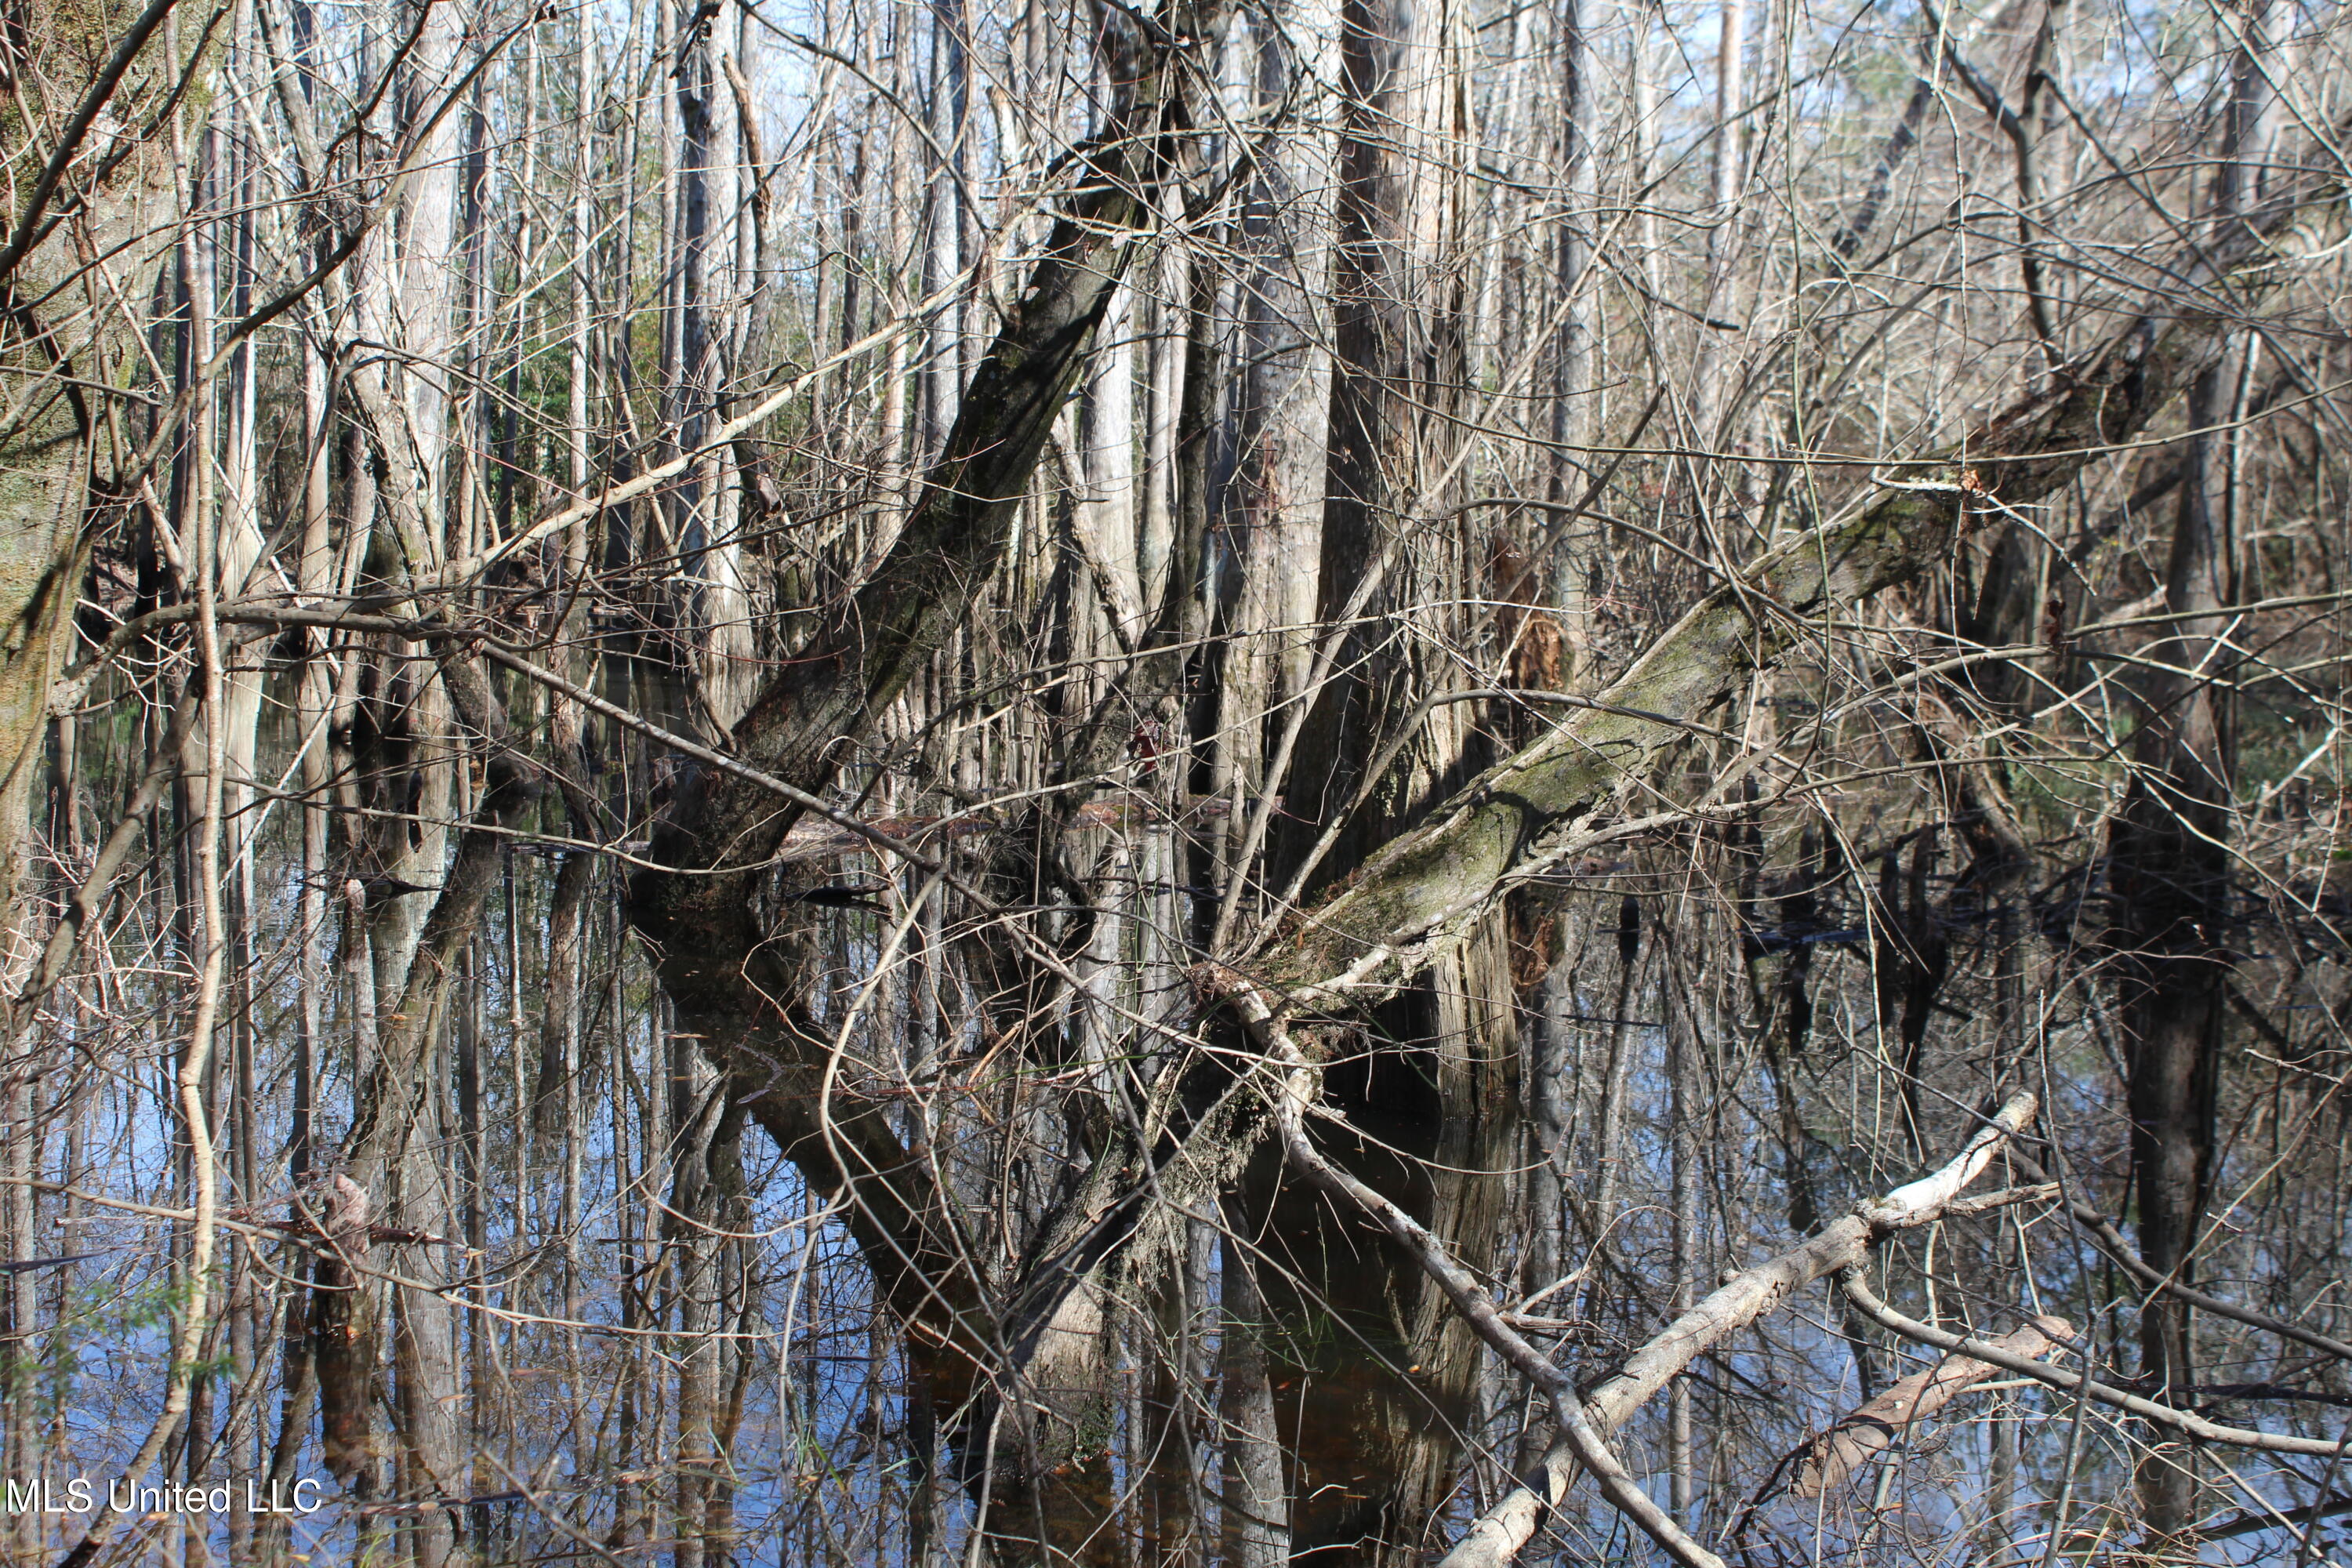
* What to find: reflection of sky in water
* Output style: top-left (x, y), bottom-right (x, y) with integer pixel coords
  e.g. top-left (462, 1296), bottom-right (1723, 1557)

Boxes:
top-left (23, 670), bottom-right (2337, 1568)
top-left (24, 672), bottom-right (967, 1563)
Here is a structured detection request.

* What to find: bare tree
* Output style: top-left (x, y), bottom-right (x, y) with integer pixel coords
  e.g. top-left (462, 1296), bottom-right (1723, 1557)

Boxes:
top-left (5, 0), bottom-right (2352, 1566)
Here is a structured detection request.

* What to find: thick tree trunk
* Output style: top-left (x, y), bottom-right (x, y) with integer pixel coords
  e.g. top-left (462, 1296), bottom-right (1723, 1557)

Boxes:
top-left (2107, 8), bottom-right (2274, 1548)
top-left (1231, 0), bottom-right (1337, 757)
top-left (0, 398), bottom-right (86, 916)
top-left (1280, 0), bottom-right (1468, 889)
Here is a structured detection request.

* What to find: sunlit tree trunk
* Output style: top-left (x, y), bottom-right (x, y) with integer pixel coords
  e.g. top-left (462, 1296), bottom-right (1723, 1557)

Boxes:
top-left (1082, 280), bottom-right (1142, 638)
top-left (922, 0), bottom-right (967, 458)
top-left (1690, 0), bottom-right (1746, 446)
top-left (1214, 0), bottom-right (1335, 855)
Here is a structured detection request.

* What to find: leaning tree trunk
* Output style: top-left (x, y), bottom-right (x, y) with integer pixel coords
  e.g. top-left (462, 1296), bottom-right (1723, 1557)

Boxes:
top-left (625, 12), bottom-right (1219, 1552)
top-left (1259, 107), bottom-right (2340, 1014)
top-left (0, 0), bottom-right (186, 918)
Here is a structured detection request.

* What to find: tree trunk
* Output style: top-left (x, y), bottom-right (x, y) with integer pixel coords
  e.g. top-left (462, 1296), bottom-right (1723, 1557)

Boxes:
top-left (1280, 0), bottom-right (1468, 889)
top-left (626, 16), bottom-right (1213, 1547)
top-left (2107, 5), bottom-right (2276, 1548)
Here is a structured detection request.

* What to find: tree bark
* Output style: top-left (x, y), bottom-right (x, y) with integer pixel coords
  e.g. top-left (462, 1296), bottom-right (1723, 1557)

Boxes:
top-left (1279, 0), bottom-right (1468, 891)
top-left (2106, 5), bottom-right (2277, 1547)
